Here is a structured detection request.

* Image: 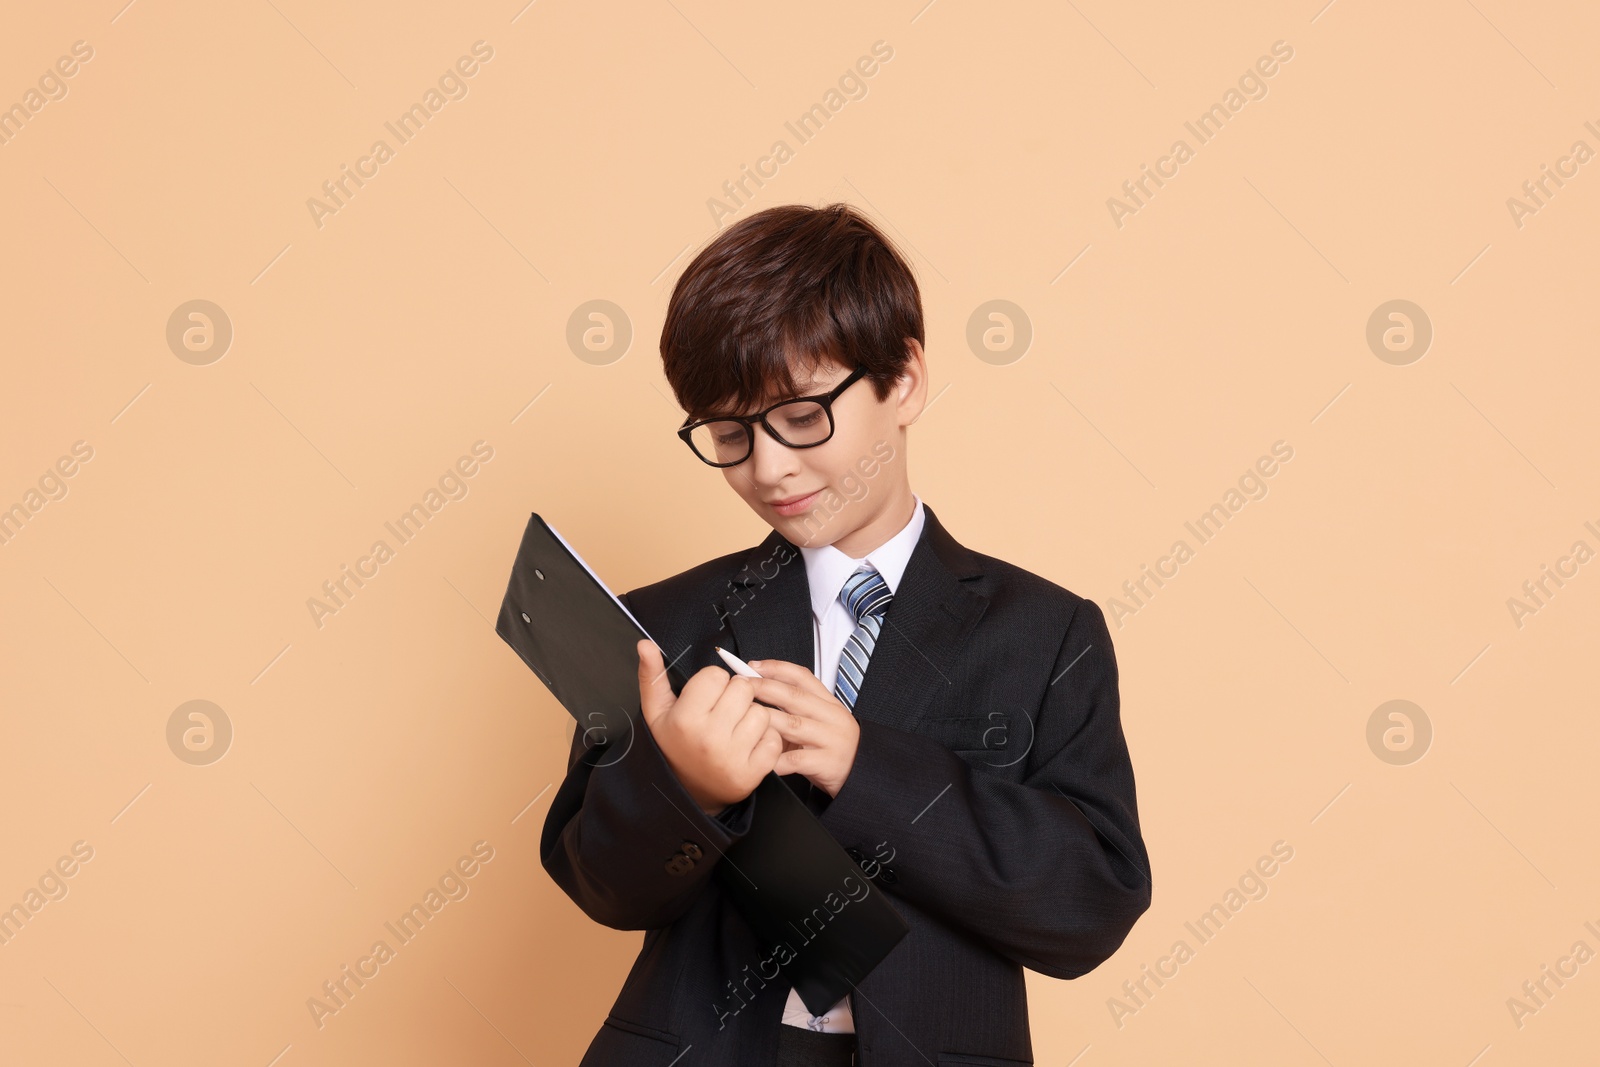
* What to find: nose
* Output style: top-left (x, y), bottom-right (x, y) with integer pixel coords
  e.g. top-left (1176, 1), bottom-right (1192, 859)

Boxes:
top-left (746, 422), bottom-right (801, 487)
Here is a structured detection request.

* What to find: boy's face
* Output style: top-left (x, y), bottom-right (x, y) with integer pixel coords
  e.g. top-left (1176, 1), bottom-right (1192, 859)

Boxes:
top-left (713, 341), bottom-right (927, 553)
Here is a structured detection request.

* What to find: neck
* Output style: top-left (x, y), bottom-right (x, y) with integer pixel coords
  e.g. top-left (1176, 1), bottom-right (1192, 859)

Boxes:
top-left (827, 487), bottom-right (917, 559)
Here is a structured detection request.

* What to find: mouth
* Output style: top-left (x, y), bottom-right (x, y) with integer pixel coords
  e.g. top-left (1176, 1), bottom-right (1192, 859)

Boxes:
top-left (766, 489), bottom-right (823, 516)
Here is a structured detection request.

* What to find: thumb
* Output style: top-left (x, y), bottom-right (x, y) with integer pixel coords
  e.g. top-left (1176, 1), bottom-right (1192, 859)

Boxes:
top-left (637, 639), bottom-right (675, 727)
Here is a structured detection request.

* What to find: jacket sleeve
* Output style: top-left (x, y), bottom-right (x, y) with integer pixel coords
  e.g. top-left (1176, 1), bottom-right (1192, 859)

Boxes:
top-left (538, 592), bottom-right (755, 930)
top-left (818, 596), bottom-right (1151, 979)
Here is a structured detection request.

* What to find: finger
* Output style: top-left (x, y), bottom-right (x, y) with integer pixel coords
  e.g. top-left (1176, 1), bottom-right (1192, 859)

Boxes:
top-left (753, 677), bottom-right (837, 722)
top-left (749, 723), bottom-right (784, 774)
top-left (748, 658), bottom-right (832, 697)
top-left (773, 746), bottom-right (820, 778)
top-left (675, 663), bottom-right (738, 725)
top-left (636, 640), bottom-right (674, 727)
top-left (767, 707), bottom-right (824, 748)
top-left (729, 700), bottom-right (771, 754)
top-left (708, 673), bottom-right (760, 734)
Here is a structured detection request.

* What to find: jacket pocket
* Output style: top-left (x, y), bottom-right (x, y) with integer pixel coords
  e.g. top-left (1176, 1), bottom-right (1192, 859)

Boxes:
top-left (922, 713), bottom-right (1024, 755)
top-left (936, 1053), bottom-right (1034, 1066)
top-left (580, 1015), bottom-right (683, 1066)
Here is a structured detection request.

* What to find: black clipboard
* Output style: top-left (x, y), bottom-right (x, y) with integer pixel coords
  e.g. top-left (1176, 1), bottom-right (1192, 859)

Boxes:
top-left (495, 513), bottom-right (908, 1015)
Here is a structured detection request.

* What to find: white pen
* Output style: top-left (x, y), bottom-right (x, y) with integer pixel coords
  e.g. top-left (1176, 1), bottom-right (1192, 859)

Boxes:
top-left (714, 645), bottom-right (764, 678)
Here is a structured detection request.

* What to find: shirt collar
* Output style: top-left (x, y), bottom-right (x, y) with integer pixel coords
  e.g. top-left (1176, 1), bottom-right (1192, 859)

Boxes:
top-left (797, 494), bottom-right (926, 621)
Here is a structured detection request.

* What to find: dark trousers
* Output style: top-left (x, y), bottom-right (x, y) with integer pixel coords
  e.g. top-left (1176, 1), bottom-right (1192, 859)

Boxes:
top-left (775, 1024), bottom-right (857, 1066)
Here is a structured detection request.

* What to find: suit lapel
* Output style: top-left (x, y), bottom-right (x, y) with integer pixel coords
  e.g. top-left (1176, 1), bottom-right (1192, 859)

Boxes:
top-left (845, 504), bottom-right (989, 733)
top-left (717, 530), bottom-right (814, 671)
top-left (721, 503), bottom-right (989, 739)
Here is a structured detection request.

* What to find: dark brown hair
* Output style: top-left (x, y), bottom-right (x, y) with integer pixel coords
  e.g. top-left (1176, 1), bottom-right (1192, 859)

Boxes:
top-left (660, 203), bottom-right (923, 422)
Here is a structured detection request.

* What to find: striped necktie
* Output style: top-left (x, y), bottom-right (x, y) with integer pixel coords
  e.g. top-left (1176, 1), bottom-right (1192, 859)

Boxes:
top-left (833, 566), bottom-right (892, 712)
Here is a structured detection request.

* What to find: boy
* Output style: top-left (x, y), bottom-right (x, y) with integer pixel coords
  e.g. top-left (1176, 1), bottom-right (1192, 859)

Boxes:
top-left (540, 203), bottom-right (1150, 1066)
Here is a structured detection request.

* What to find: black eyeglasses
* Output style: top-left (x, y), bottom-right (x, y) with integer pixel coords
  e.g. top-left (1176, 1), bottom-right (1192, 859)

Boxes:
top-left (677, 366), bottom-right (868, 468)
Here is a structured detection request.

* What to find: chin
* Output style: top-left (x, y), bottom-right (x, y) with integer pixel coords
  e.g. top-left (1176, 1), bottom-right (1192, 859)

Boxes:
top-left (783, 514), bottom-right (843, 549)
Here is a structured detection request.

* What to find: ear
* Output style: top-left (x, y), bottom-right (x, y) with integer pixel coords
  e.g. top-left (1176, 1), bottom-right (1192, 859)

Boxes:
top-left (897, 338), bottom-right (929, 425)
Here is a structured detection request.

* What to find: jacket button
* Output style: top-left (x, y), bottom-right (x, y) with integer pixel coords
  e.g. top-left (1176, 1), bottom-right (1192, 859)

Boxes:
top-left (681, 840), bottom-right (703, 860)
top-left (846, 847), bottom-right (864, 864)
top-left (665, 853), bottom-right (694, 876)
top-left (879, 866), bottom-right (898, 884)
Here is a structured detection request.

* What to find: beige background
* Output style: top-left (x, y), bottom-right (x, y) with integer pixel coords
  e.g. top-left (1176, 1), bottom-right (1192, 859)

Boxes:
top-left (2, 1), bottom-right (1596, 1064)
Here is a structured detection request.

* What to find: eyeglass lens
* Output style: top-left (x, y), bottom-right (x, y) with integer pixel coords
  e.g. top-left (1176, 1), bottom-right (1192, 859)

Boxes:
top-left (688, 399), bottom-right (832, 464)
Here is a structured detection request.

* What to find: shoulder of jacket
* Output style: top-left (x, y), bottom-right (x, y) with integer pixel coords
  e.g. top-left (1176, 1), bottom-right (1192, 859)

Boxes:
top-left (621, 542), bottom-right (764, 609)
top-left (963, 547), bottom-right (1098, 629)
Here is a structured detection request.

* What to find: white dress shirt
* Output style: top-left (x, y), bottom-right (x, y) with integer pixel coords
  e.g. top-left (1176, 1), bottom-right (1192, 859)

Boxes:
top-left (779, 493), bottom-right (926, 1033)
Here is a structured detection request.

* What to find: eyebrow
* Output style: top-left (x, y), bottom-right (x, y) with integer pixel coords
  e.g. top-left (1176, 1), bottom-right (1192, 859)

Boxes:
top-left (723, 379), bottom-right (822, 416)
top-left (699, 363), bottom-right (856, 423)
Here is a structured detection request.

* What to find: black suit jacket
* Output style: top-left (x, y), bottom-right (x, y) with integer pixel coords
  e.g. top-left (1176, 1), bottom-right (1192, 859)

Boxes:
top-left (540, 503), bottom-right (1151, 1066)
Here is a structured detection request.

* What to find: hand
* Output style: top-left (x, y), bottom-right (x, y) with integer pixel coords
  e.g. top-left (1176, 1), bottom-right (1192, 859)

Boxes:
top-left (636, 640), bottom-right (784, 814)
top-left (747, 658), bottom-right (861, 799)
